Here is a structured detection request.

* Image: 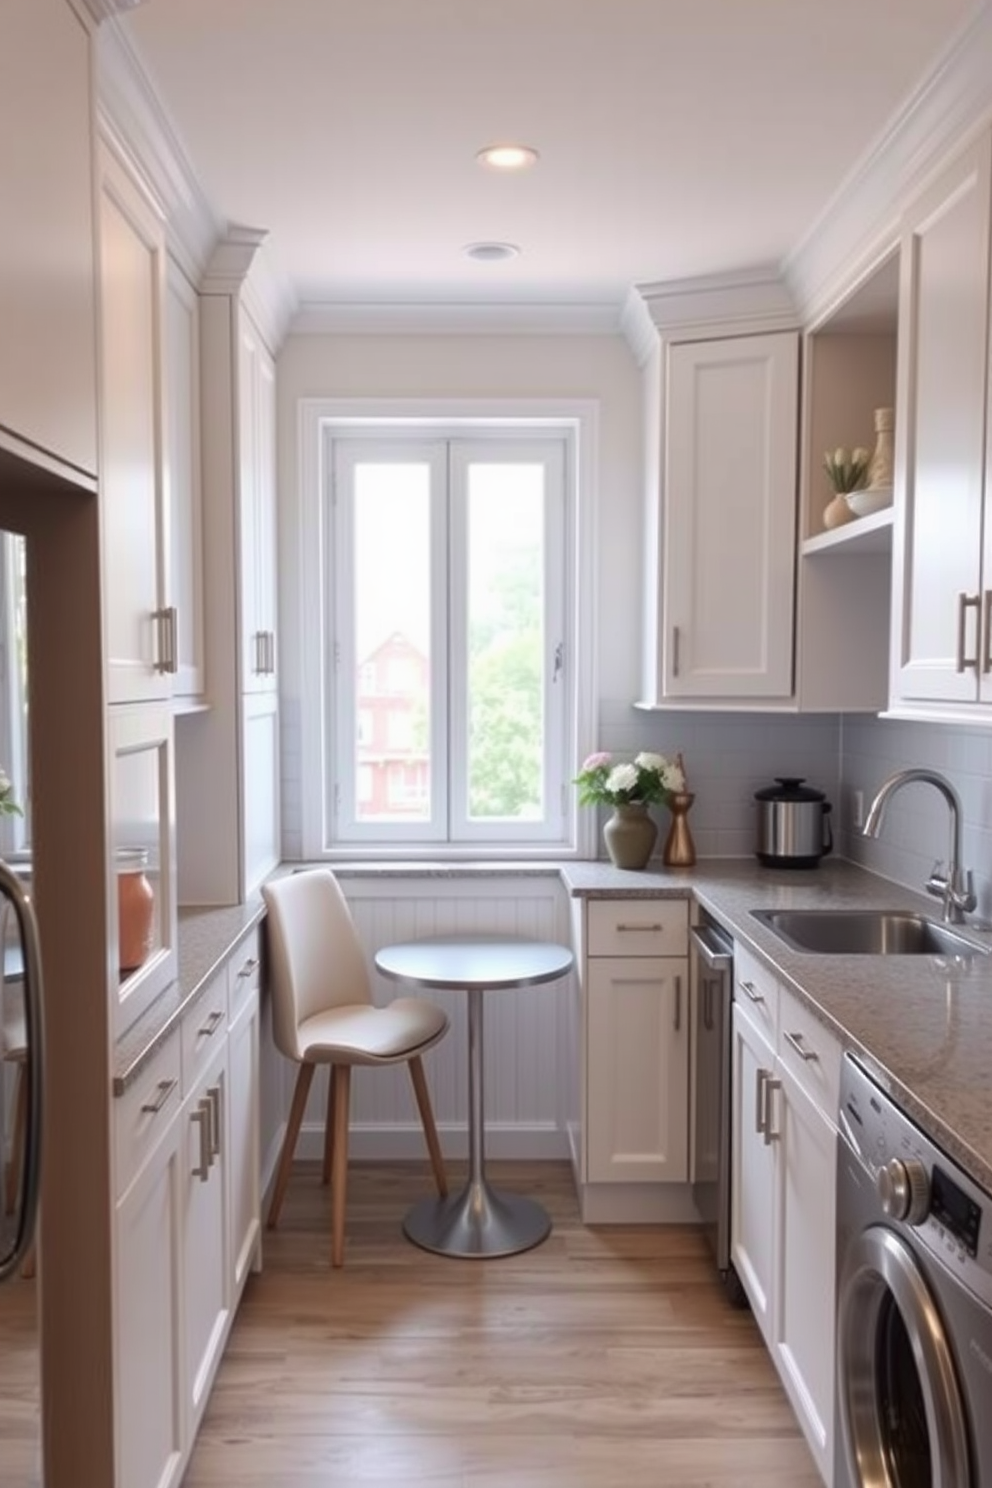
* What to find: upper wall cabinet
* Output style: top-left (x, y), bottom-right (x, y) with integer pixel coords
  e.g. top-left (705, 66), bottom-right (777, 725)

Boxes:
top-left (237, 308), bottom-right (278, 695)
top-left (0, 0), bottom-right (98, 481)
top-left (165, 258), bottom-right (206, 704)
top-left (98, 137), bottom-right (172, 704)
top-left (647, 331), bottom-right (799, 704)
top-left (889, 130), bottom-right (992, 717)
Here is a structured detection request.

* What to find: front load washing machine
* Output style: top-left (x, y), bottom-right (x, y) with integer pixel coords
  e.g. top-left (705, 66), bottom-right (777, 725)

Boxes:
top-left (835, 1054), bottom-right (992, 1488)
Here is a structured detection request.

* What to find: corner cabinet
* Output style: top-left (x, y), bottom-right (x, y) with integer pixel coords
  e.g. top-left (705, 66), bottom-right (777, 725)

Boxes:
top-left (644, 329), bottom-right (800, 705)
top-left (889, 129), bottom-right (992, 717)
top-left (570, 896), bottom-right (692, 1223)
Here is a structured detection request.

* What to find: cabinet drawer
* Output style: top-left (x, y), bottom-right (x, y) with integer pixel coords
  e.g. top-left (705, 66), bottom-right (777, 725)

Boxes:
top-left (587, 898), bottom-right (688, 957)
top-left (114, 1029), bottom-right (181, 1198)
top-left (228, 926), bottom-right (262, 1025)
top-left (734, 942), bottom-right (779, 1043)
top-left (181, 967), bottom-right (228, 1096)
top-left (777, 985), bottom-right (841, 1121)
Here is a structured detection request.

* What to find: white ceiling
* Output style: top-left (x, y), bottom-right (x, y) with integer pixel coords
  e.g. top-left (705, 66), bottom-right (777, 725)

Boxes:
top-left (120, 0), bottom-right (978, 311)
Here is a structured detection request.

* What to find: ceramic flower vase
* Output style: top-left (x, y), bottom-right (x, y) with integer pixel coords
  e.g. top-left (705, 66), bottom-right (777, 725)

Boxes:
top-left (662, 791), bottom-right (697, 867)
top-left (603, 803), bottom-right (657, 870)
top-left (823, 491), bottom-right (855, 530)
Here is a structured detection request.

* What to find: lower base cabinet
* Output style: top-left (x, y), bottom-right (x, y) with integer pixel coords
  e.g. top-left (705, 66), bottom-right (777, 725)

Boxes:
top-left (731, 953), bottom-right (840, 1487)
top-left (114, 932), bottom-right (262, 1488)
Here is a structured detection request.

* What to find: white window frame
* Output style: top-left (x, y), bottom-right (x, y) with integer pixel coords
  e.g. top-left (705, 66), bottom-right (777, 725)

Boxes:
top-left (297, 399), bottom-right (599, 860)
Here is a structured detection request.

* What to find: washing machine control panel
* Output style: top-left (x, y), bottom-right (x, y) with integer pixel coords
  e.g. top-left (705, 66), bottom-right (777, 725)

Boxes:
top-left (841, 1054), bottom-right (992, 1308)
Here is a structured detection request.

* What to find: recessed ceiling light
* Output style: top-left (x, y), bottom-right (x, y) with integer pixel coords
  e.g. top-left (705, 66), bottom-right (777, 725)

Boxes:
top-left (476, 144), bottom-right (539, 172)
top-left (463, 241), bottom-right (521, 263)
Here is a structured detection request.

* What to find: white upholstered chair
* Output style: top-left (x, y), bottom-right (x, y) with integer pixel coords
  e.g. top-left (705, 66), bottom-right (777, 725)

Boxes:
top-left (261, 868), bottom-right (450, 1266)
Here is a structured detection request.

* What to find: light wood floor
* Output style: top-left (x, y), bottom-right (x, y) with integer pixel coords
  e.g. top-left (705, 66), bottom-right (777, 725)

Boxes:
top-left (1, 1161), bottom-right (821, 1487)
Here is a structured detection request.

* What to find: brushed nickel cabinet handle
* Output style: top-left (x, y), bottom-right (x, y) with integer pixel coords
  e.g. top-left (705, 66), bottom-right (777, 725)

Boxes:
top-left (198, 1009), bottom-right (224, 1039)
top-left (616, 922), bottom-right (663, 934)
top-left (673, 975), bottom-right (682, 1032)
top-left (253, 631), bottom-right (265, 675)
top-left (237, 956), bottom-right (259, 980)
top-left (672, 625), bottom-right (681, 679)
top-left (763, 1078), bottom-right (782, 1145)
top-left (957, 592), bottom-right (980, 673)
top-left (755, 1067), bottom-right (768, 1135)
top-left (191, 1100), bottom-right (211, 1181)
top-left (207, 1084), bottom-right (222, 1160)
top-left (983, 591), bottom-right (992, 674)
top-left (740, 980), bottom-right (764, 1004)
top-left (783, 1029), bottom-right (818, 1062)
top-left (140, 1078), bottom-right (177, 1115)
top-left (267, 630), bottom-right (277, 674)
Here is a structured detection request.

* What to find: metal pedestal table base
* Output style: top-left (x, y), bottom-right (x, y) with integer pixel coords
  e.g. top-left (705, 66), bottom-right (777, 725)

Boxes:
top-left (403, 1179), bottom-right (551, 1259)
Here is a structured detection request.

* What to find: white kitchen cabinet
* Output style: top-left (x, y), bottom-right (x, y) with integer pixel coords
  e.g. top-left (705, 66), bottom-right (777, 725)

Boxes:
top-left (227, 980), bottom-right (261, 1293)
top-left (115, 1088), bottom-right (185, 1488)
top-left (98, 136), bottom-right (173, 705)
top-left (242, 691), bottom-right (281, 895)
top-left (238, 309), bottom-right (278, 694)
top-left (182, 1039), bottom-right (229, 1437)
top-left (651, 331), bottom-right (799, 702)
top-left (889, 130), bottom-right (992, 715)
top-left (573, 899), bottom-right (690, 1214)
top-left (731, 957), bottom-right (840, 1487)
top-left (165, 257), bottom-right (206, 703)
top-left (0, 0), bottom-right (98, 481)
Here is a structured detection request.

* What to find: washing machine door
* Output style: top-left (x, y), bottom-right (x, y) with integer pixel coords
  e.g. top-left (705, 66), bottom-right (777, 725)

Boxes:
top-left (837, 1224), bottom-right (972, 1487)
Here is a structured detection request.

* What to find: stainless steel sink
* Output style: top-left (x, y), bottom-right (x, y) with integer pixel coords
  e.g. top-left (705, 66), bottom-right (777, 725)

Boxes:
top-left (750, 908), bottom-right (991, 957)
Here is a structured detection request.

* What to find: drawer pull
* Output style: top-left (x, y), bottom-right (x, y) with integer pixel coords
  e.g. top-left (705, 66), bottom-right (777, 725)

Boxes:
top-left (237, 956), bottom-right (259, 980)
top-left (740, 980), bottom-right (764, 1004)
top-left (783, 1029), bottom-right (819, 1063)
top-left (191, 1100), bottom-right (212, 1181)
top-left (198, 1009), bottom-right (225, 1039)
top-left (140, 1078), bottom-right (177, 1115)
top-left (616, 922), bottom-right (664, 933)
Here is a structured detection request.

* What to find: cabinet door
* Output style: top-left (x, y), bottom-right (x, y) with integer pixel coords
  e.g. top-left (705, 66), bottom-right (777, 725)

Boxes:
top-left (183, 1047), bottom-right (230, 1436)
top-left (242, 691), bottom-right (280, 896)
top-left (730, 1002), bottom-right (776, 1345)
top-left (0, 0), bottom-right (97, 479)
top-left (891, 133), bottom-right (992, 707)
top-left (664, 332), bottom-right (799, 699)
top-left (774, 1062), bottom-right (837, 1486)
top-left (238, 310), bottom-right (278, 694)
top-left (165, 258), bottom-right (206, 701)
top-left (586, 957), bottom-right (688, 1183)
top-left (227, 986), bottom-right (261, 1296)
top-left (115, 1116), bottom-right (185, 1488)
top-left (99, 141), bottom-right (171, 704)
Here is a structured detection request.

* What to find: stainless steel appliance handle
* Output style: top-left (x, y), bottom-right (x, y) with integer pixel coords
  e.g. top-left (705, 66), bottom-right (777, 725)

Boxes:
top-left (0, 862), bottom-right (44, 1283)
top-left (689, 924), bottom-right (734, 971)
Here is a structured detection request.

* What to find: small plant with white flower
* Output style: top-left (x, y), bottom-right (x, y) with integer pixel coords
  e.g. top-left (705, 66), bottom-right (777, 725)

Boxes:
top-left (823, 445), bottom-right (871, 495)
top-left (574, 750), bottom-right (686, 808)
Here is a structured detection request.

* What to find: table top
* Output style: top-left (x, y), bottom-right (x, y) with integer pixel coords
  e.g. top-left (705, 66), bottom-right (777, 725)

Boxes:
top-left (375, 935), bottom-right (573, 992)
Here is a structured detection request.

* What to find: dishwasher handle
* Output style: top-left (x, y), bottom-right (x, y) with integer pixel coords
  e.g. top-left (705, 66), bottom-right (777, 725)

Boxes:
top-left (690, 924), bottom-right (734, 972)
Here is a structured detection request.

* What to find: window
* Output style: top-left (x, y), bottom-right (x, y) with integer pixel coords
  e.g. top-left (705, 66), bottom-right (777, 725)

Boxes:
top-left (318, 423), bottom-right (580, 851)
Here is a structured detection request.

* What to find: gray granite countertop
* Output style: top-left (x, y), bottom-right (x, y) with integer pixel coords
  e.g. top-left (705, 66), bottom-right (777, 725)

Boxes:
top-left (113, 895), bottom-right (265, 1093)
top-left (562, 858), bottom-right (992, 1195)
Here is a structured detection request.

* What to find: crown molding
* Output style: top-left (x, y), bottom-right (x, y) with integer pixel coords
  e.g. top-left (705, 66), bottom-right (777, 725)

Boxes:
top-left (290, 301), bottom-right (623, 336)
top-left (200, 228), bottom-right (296, 353)
top-left (619, 287), bottom-right (659, 367)
top-left (784, 1), bottom-right (992, 324)
top-left (633, 265), bottom-right (798, 339)
top-left (78, 0), bottom-right (148, 20)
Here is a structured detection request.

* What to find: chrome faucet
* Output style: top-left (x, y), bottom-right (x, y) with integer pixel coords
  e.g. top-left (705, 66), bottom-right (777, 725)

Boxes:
top-left (862, 768), bottom-right (976, 924)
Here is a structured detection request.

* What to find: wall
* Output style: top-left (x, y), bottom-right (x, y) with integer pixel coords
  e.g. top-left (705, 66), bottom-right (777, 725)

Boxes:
top-left (840, 715), bottom-right (992, 920)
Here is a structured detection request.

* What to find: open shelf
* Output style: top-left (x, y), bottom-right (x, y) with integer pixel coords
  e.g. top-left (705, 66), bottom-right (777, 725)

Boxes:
top-left (802, 505), bottom-right (893, 557)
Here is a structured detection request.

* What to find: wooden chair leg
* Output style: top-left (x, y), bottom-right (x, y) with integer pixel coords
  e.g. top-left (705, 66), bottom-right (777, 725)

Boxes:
top-left (321, 1066), bottom-right (337, 1186)
top-left (267, 1062), bottom-right (315, 1230)
top-left (4, 1060), bottom-right (26, 1216)
top-left (408, 1054), bottom-right (447, 1198)
top-left (330, 1064), bottom-right (351, 1268)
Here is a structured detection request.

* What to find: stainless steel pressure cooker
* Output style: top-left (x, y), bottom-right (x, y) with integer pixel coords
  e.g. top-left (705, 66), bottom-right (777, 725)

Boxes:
top-left (754, 777), bottom-right (833, 868)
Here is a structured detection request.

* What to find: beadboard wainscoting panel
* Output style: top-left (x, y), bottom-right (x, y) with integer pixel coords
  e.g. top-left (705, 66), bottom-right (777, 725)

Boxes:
top-left (292, 875), bottom-right (574, 1161)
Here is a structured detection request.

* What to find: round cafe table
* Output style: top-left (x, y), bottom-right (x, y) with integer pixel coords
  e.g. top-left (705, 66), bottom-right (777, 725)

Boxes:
top-left (374, 935), bottom-right (573, 1258)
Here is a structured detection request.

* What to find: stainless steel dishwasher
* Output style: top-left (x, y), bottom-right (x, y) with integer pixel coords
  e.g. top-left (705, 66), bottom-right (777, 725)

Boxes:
top-left (690, 915), bottom-right (747, 1306)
